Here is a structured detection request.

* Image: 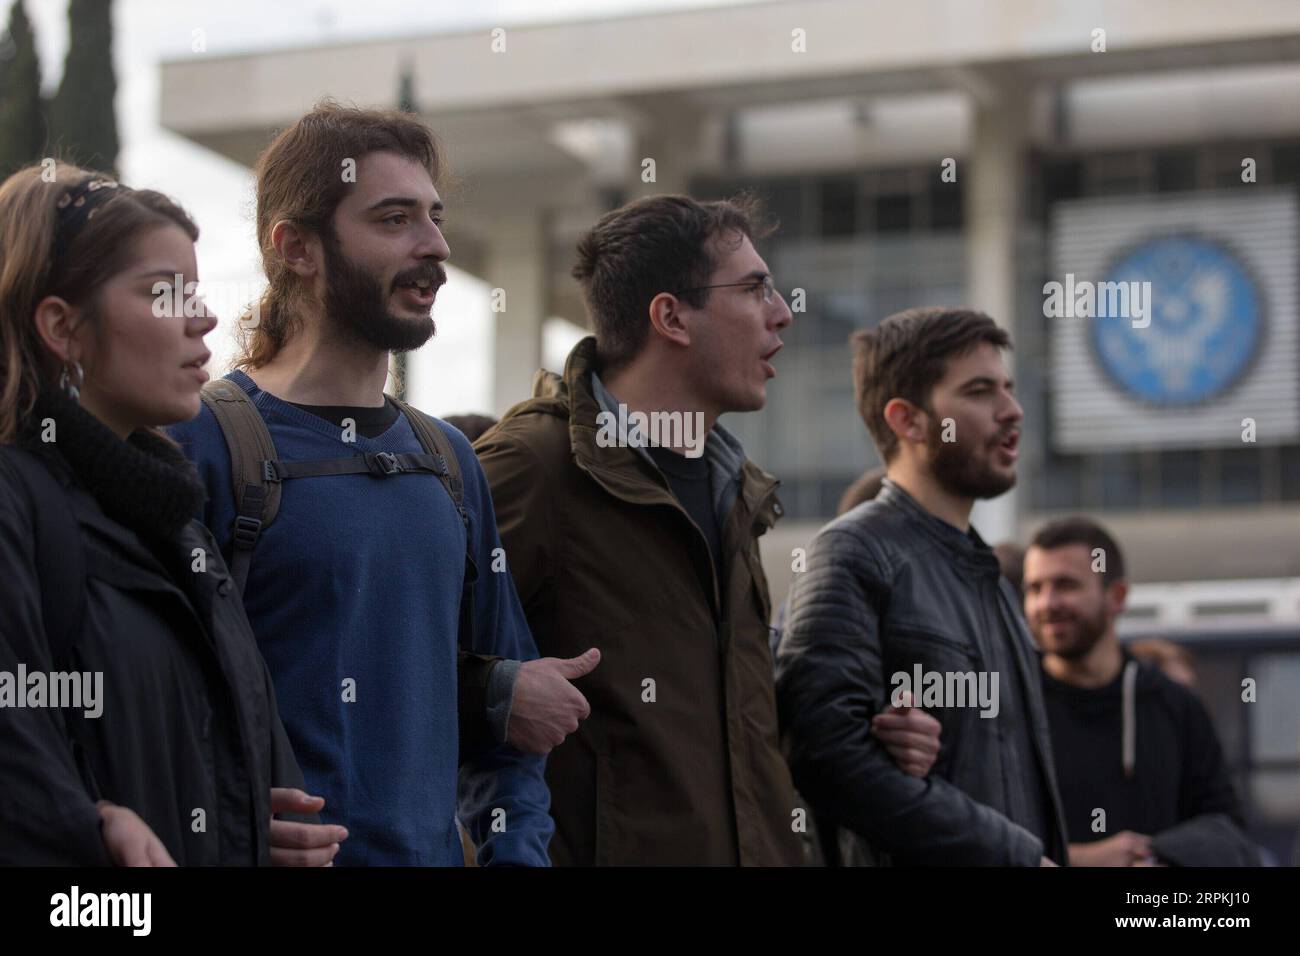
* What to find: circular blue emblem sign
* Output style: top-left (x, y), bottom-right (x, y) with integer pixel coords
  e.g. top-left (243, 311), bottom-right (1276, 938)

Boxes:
top-left (1090, 236), bottom-right (1261, 406)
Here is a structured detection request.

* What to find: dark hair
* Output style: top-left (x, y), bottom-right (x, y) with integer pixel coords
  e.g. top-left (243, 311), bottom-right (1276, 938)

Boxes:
top-left (0, 162), bottom-right (198, 442)
top-left (238, 99), bottom-right (445, 369)
top-left (571, 193), bottom-right (772, 371)
top-left (837, 465), bottom-right (887, 515)
top-left (851, 306), bottom-right (1010, 462)
top-left (993, 541), bottom-right (1026, 599)
top-left (444, 413), bottom-right (498, 444)
top-left (1029, 516), bottom-right (1126, 586)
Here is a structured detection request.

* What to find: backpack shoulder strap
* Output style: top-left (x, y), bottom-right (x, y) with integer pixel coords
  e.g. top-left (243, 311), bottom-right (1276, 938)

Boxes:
top-left (200, 379), bottom-right (281, 595)
top-left (389, 397), bottom-right (467, 529)
top-left (0, 446), bottom-right (86, 669)
top-left (389, 397), bottom-right (480, 655)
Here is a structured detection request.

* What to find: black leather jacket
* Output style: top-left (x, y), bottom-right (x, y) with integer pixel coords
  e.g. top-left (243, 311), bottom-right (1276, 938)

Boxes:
top-left (775, 479), bottom-right (1069, 866)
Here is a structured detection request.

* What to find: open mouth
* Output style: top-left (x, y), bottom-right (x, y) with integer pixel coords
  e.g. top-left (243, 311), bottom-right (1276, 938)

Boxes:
top-left (182, 352), bottom-right (210, 383)
top-left (395, 276), bottom-right (439, 307)
top-left (996, 430), bottom-right (1020, 457)
top-left (760, 343), bottom-right (783, 377)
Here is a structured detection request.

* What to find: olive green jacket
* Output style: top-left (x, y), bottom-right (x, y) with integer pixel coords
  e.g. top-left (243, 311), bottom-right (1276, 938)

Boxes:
top-left (475, 336), bottom-right (803, 865)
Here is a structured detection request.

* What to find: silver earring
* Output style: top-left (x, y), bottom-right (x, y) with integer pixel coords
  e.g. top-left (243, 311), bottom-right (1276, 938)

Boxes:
top-left (59, 360), bottom-right (83, 403)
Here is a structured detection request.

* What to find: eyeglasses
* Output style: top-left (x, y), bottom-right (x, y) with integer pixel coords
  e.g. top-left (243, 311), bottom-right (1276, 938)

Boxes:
top-left (677, 274), bottom-right (778, 305)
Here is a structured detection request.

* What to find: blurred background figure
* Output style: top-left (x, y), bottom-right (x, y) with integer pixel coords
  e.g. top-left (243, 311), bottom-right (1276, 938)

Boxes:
top-left (443, 413), bottom-right (498, 444)
top-left (1023, 517), bottom-right (1261, 866)
top-left (836, 464), bottom-right (887, 516)
top-left (1128, 638), bottom-right (1200, 691)
top-left (994, 541), bottom-right (1026, 603)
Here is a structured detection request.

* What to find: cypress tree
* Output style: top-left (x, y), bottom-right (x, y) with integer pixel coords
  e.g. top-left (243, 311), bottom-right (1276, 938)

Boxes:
top-left (49, 0), bottom-right (118, 174)
top-left (0, 0), bottom-right (47, 177)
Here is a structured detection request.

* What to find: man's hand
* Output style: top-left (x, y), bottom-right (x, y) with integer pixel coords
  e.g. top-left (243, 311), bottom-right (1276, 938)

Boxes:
top-left (506, 648), bottom-right (601, 754)
top-left (1040, 856), bottom-right (1059, 867)
top-left (269, 788), bottom-right (348, 866)
top-left (1068, 831), bottom-right (1153, 867)
top-left (97, 801), bottom-right (176, 867)
top-left (870, 691), bottom-right (942, 777)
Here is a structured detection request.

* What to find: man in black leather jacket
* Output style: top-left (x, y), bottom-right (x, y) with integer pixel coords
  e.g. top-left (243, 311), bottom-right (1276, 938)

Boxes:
top-left (775, 307), bottom-right (1068, 866)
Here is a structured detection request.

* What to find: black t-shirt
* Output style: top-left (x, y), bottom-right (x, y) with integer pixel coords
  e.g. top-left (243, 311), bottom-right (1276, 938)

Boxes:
top-left (287, 398), bottom-right (399, 439)
top-left (646, 444), bottom-right (724, 596)
top-left (1041, 654), bottom-right (1242, 843)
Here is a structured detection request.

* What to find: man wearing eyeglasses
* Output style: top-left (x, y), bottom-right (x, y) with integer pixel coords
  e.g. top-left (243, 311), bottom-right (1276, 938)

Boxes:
top-left (473, 194), bottom-right (942, 865)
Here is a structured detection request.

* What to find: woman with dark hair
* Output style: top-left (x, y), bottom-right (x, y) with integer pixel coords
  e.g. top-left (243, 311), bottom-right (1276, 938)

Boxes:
top-left (0, 162), bottom-right (347, 865)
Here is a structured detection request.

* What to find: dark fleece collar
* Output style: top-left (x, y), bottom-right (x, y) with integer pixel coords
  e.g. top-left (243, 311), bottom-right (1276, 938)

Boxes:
top-left (21, 388), bottom-right (206, 543)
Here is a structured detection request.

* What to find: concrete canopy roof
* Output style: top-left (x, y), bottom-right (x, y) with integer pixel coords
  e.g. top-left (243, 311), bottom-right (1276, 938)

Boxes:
top-left (161, 0), bottom-right (1300, 175)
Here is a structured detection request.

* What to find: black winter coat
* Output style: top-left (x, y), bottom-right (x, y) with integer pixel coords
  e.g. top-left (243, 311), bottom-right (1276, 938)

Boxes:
top-left (776, 479), bottom-right (1069, 866)
top-left (0, 391), bottom-right (308, 865)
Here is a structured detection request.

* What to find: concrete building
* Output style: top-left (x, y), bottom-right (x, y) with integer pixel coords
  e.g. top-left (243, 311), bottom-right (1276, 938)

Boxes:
top-left (160, 0), bottom-right (1299, 582)
top-left (160, 0), bottom-right (1300, 862)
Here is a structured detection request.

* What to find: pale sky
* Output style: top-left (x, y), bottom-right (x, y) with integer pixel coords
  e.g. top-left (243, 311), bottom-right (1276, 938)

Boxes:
top-left (7, 0), bottom-right (749, 414)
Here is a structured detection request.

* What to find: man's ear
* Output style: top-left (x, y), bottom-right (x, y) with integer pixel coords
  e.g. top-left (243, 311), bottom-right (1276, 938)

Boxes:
top-left (32, 295), bottom-right (82, 364)
top-left (270, 220), bottom-right (322, 279)
top-left (883, 397), bottom-right (929, 452)
top-left (1106, 578), bottom-right (1129, 618)
top-left (647, 291), bottom-right (690, 348)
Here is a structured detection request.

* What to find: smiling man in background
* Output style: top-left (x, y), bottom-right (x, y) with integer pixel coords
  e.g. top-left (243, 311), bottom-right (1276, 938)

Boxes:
top-left (1024, 517), bottom-right (1255, 867)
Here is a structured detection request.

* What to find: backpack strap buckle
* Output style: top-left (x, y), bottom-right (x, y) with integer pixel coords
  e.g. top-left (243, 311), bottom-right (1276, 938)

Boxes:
top-left (233, 514), bottom-right (263, 550)
top-left (368, 451), bottom-right (402, 476)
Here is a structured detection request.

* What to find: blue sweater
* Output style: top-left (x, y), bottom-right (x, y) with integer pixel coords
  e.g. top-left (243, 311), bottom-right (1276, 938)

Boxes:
top-left (168, 371), bottom-right (552, 865)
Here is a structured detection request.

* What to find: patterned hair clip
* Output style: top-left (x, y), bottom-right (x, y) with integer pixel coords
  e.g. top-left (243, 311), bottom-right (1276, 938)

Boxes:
top-left (53, 178), bottom-right (127, 257)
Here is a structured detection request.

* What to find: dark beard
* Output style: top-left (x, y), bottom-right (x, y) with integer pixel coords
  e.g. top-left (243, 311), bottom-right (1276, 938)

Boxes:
top-left (926, 414), bottom-right (1016, 500)
top-left (1039, 604), bottom-right (1111, 661)
top-left (321, 237), bottom-right (440, 353)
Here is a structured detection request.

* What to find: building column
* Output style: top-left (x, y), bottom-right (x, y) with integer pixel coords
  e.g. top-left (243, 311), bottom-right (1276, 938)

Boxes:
top-left (622, 95), bottom-right (704, 199)
top-left (486, 215), bottom-right (547, 417)
top-left (965, 72), bottom-right (1029, 546)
